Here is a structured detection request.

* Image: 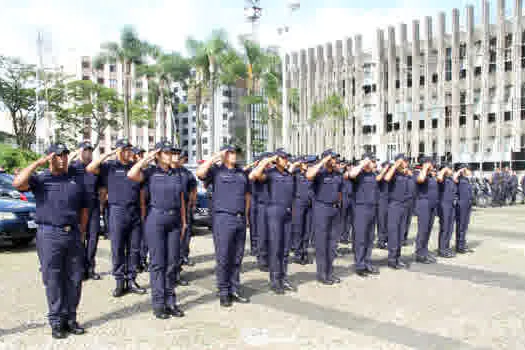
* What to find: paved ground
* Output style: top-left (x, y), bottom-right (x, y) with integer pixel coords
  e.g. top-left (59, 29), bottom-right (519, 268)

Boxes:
top-left (1, 206), bottom-right (525, 349)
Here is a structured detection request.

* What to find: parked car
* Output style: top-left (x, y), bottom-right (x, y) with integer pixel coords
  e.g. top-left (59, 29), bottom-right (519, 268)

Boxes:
top-left (0, 196), bottom-right (37, 247)
top-left (186, 164), bottom-right (212, 230)
top-left (0, 173), bottom-right (35, 202)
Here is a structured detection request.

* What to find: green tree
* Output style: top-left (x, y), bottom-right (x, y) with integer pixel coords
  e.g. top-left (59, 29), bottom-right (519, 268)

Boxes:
top-left (49, 80), bottom-right (125, 149)
top-left (95, 26), bottom-right (148, 138)
top-left (138, 47), bottom-right (191, 141)
top-left (186, 29), bottom-right (230, 158)
top-left (0, 56), bottom-right (37, 150)
top-left (0, 143), bottom-right (40, 173)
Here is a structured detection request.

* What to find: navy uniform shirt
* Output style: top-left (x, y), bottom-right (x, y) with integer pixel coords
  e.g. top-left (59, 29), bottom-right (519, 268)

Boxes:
top-left (28, 170), bottom-right (87, 227)
top-left (143, 166), bottom-right (183, 210)
top-left (388, 171), bottom-right (412, 203)
top-left (100, 160), bottom-right (141, 208)
top-left (353, 171), bottom-right (379, 206)
top-left (456, 176), bottom-right (473, 204)
top-left (69, 160), bottom-right (100, 205)
top-left (439, 176), bottom-right (457, 203)
top-left (293, 169), bottom-right (312, 204)
top-left (265, 167), bottom-right (294, 209)
top-left (414, 171), bottom-right (439, 205)
top-left (378, 178), bottom-right (389, 201)
top-left (252, 178), bottom-right (269, 204)
top-left (173, 167), bottom-right (197, 203)
top-left (312, 168), bottom-right (342, 204)
top-left (205, 164), bottom-right (250, 215)
top-left (407, 173), bottom-right (417, 201)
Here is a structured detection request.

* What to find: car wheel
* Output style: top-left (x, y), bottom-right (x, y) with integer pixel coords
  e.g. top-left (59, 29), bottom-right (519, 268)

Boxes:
top-left (12, 237), bottom-right (34, 247)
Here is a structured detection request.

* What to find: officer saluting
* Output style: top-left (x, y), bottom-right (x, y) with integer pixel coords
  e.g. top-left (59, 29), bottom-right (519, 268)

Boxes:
top-left (13, 144), bottom-right (88, 339)
top-left (128, 141), bottom-right (186, 319)
top-left (196, 145), bottom-right (250, 307)
top-left (87, 139), bottom-right (146, 297)
top-left (437, 163), bottom-right (456, 258)
top-left (306, 149), bottom-right (343, 285)
top-left (68, 141), bottom-right (102, 280)
top-left (454, 164), bottom-right (474, 254)
top-left (250, 149), bottom-right (296, 294)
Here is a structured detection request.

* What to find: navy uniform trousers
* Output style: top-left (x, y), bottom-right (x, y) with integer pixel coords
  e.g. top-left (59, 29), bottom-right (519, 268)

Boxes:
top-left (313, 201), bottom-right (339, 281)
top-left (36, 225), bottom-right (84, 328)
top-left (181, 200), bottom-right (193, 260)
top-left (414, 200), bottom-right (438, 257)
top-left (85, 201), bottom-right (100, 273)
top-left (387, 201), bottom-right (410, 264)
top-left (403, 199), bottom-right (415, 242)
top-left (376, 197), bottom-right (388, 244)
top-left (353, 204), bottom-right (376, 270)
top-left (109, 205), bottom-right (142, 282)
top-left (267, 205), bottom-right (292, 285)
top-left (145, 208), bottom-right (180, 309)
top-left (292, 199), bottom-right (311, 258)
top-left (214, 212), bottom-right (246, 297)
top-left (455, 200), bottom-right (472, 250)
top-left (249, 199), bottom-right (258, 255)
top-left (256, 201), bottom-right (269, 267)
top-left (438, 200), bottom-right (455, 253)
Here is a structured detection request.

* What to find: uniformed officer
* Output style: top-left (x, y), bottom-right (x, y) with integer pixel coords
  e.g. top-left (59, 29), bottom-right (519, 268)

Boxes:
top-left (340, 161), bottom-right (354, 246)
top-left (376, 161), bottom-right (390, 249)
top-left (254, 152), bottom-right (271, 271)
top-left (178, 151), bottom-right (197, 267)
top-left (510, 171), bottom-right (518, 204)
top-left (454, 164), bottom-right (474, 254)
top-left (243, 155), bottom-right (262, 256)
top-left (13, 143), bottom-right (88, 339)
top-left (437, 163), bottom-right (456, 258)
top-left (86, 139), bottom-right (146, 297)
top-left (132, 147), bottom-right (148, 272)
top-left (402, 166), bottom-right (416, 246)
top-left (196, 145), bottom-right (250, 307)
top-left (306, 149), bottom-right (343, 285)
top-left (250, 149), bottom-right (296, 294)
top-left (491, 168), bottom-right (502, 206)
top-left (128, 141), bottom-right (186, 319)
top-left (384, 153), bottom-right (410, 269)
top-left (414, 157), bottom-right (439, 264)
top-left (291, 156), bottom-right (314, 265)
top-left (68, 141), bottom-right (102, 281)
top-left (349, 154), bottom-right (381, 276)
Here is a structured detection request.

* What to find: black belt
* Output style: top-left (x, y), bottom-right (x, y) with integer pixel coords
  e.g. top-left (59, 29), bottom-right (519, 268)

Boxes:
top-left (40, 224), bottom-right (74, 232)
top-left (151, 208), bottom-right (179, 215)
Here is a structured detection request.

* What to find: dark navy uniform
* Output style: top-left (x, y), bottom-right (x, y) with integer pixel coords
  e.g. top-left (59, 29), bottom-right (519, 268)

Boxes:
top-left (376, 164), bottom-right (389, 248)
top-left (254, 165), bottom-right (270, 270)
top-left (312, 150), bottom-right (343, 283)
top-left (340, 172), bottom-right (353, 244)
top-left (438, 169), bottom-right (456, 256)
top-left (292, 158), bottom-right (313, 263)
top-left (204, 162), bottom-right (250, 299)
top-left (100, 157), bottom-right (142, 289)
top-left (174, 165), bottom-right (197, 264)
top-left (264, 157), bottom-right (294, 291)
top-left (69, 146), bottom-right (100, 279)
top-left (403, 171), bottom-right (417, 244)
top-left (142, 162), bottom-right (184, 316)
top-left (455, 168), bottom-right (473, 253)
top-left (28, 146), bottom-right (87, 333)
top-left (414, 161), bottom-right (439, 262)
top-left (386, 155), bottom-right (411, 267)
top-left (353, 167), bottom-right (379, 274)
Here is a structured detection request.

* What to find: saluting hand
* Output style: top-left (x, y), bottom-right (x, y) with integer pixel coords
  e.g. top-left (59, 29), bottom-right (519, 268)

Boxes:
top-left (36, 153), bottom-right (55, 167)
top-left (144, 149), bottom-right (159, 163)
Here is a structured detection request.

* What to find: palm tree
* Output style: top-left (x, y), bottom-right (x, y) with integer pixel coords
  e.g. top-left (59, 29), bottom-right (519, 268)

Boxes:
top-left (186, 29), bottom-right (230, 157)
top-left (95, 26), bottom-right (148, 138)
top-left (138, 45), bottom-right (190, 142)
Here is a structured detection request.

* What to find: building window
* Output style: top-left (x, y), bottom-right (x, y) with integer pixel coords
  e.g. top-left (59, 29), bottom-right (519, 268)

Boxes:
top-left (223, 137), bottom-right (228, 145)
top-left (419, 76), bottom-right (425, 86)
top-left (97, 78), bottom-right (104, 85)
top-left (459, 115), bottom-right (466, 126)
top-left (136, 81), bottom-right (143, 89)
top-left (395, 80), bottom-right (400, 89)
top-left (183, 140), bottom-right (188, 146)
top-left (419, 142), bottom-right (425, 154)
top-left (82, 61), bottom-right (90, 69)
top-left (183, 118), bottom-right (188, 124)
top-left (407, 121), bottom-right (412, 131)
top-left (488, 113), bottom-right (496, 123)
top-left (432, 73), bottom-right (438, 83)
top-left (505, 34), bottom-right (513, 72)
top-left (474, 67), bottom-right (482, 76)
top-left (445, 48), bottom-right (452, 81)
top-left (419, 120), bottom-right (425, 130)
top-left (192, 151), bottom-right (196, 157)
top-left (459, 69), bottom-right (467, 79)
top-left (192, 140), bottom-right (196, 145)
top-left (203, 149), bottom-right (208, 156)
top-left (82, 75), bottom-right (90, 81)
top-left (109, 64), bottom-right (116, 73)
top-left (202, 137), bottom-right (208, 144)
top-left (504, 111), bottom-right (512, 121)
top-left (183, 129), bottom-right (188, 135)
top-left (489, 37), bottom-right (497, 73)
top-left (223, 113), bottom-right (228, 121)
top-left (109, 79), bottom-right (117, 88)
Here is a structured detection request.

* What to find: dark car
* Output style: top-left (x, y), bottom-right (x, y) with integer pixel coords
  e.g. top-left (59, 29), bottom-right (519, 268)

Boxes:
top-left (0, 196), bottom-right (37, 247)
top-left (0, 173), bottom-right (35, 203)
top-left (186, 165), bottom-right (212, 230)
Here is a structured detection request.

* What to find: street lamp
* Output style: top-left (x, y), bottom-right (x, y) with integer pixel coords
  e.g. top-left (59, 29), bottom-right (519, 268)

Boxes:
top-left (280, 0), bottom-right (300, 151)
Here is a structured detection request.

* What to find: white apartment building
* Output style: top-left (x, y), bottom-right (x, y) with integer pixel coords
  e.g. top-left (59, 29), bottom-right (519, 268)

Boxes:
top-left (286, 0), bottom-right (525, 171)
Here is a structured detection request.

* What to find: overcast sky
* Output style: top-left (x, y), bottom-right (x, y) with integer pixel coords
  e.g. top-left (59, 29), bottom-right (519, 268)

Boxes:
top-left (0, 0), bottom-right (513, 73)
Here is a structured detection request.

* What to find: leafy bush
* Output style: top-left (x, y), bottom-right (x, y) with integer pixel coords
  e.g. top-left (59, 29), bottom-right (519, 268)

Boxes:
top-left (0, 143), bottom-right (40, 173)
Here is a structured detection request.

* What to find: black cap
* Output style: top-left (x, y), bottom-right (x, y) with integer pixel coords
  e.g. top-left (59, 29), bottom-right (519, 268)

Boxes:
top-left (274, 148), bottom-right (290, 159)
top-left (78, 141), bottom-right (93, 150)
top-left (115, 138), bottom-right (132, 149)
top-left (362, 153), bottom-right (377, 161)
top-left (439, 162), bottom-right (452, 171)
top-left (46, 143), bottom-right (70, 156)
top-left (395, 153), bottom-right (408, 161)
top-left (305, 155), bottom-right (318, 164)
top-left (172, 144), bottom-right (182, 153)
top-left (131, 147), bottom-right (142, 155)
top-left (155, 140), bottom-right (175, 152)
top-left (381, 161), bottom-right (390, 167)
top-left (220, 144), bottom-right (237, 152)
top-left (321, 149), bottom-right (338, 158)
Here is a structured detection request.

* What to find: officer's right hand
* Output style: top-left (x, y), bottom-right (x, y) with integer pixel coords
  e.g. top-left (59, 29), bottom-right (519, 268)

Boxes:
top-left (102, 148), bottom-right (118, 159)
top-left (322, 155), bottom-right (332, 163)
top-left (36, 153), bottom-right (55, 167)
top-left (144, 150), bottom-right (159, 163)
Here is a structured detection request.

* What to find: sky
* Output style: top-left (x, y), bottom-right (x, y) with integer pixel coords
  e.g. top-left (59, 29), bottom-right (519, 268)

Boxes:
top-left (0, 0), bottom-right (517, 73)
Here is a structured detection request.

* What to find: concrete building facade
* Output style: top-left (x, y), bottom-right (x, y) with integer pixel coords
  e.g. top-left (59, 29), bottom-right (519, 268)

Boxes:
top-left (286, 0), bottom-right (525, 170)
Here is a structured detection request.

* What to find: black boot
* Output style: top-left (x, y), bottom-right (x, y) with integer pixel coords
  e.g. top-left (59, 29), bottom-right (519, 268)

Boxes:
top-left (51, 326), bottom-right (67, 339)
top-left (153, 308), bottom-right (170, 319)
top-left (112, 280), bottom-right (127, 297)
top-left (65, 321), bottom-right (85, 335)
top-left (128, 279), bottom-right (146, 294)
top-left (167, 305), bottom-right (185, 317)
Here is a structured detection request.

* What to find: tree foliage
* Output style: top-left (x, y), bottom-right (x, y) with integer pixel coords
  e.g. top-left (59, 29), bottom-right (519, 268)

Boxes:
top-left (0, 143), bottom-right (40, 173)
top-left (309, 93), bottom-right (348, 123)
top-left (0, 56), bottom-right (38, 150)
